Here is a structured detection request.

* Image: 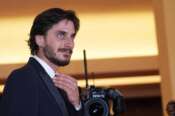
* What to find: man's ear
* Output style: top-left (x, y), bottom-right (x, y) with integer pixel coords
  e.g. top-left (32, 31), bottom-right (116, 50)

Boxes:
top-left (35, 35), bottom-right (45, 48)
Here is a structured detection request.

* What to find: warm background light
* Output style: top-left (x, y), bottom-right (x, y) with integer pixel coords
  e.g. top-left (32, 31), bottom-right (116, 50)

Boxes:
top-left (0, 75), bottom-right (161, 93)
top-left (0, 10), bottom-right (157, 64)
top-left (0, 17), bottom-right (32, 64)
top-left (78, 75), bottom-right (161, 87)
top-left (74, 11), bottom-right (157, 59)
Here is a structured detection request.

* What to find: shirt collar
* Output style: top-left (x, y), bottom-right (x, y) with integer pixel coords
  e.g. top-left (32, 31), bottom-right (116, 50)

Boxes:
top-left (32, 55), bottom-right (55, 78)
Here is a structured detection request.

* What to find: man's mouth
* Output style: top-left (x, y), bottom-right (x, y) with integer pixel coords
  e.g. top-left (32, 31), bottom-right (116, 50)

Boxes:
top-left (58, 48), bottom-right (73, 55)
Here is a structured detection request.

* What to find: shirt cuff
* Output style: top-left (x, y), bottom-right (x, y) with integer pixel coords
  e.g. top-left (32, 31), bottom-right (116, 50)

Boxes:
top-left (75, 102), bottom-right (82, 111)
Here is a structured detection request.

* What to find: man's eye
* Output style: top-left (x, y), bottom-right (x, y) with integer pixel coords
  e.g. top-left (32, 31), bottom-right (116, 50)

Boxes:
top-left (57, 32), bottom-right (65, 39)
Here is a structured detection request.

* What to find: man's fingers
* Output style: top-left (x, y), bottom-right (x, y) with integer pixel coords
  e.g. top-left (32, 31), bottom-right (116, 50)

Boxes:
top-left (56, 74), bottom-right (77, 84)
top-left (54, 76), bottom-right (77, 87)
top-left (52, 76), bottom-right (80, 107)
top-left (53, 78), bottom-right (75, 91)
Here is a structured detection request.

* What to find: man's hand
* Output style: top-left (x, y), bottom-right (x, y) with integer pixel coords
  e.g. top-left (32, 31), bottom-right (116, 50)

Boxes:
top-left (52, 73), bottom-right (80, 108)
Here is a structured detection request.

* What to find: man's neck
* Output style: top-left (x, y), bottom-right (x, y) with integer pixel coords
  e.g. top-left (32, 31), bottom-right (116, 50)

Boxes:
top-left (36, 54), bottom-right (58, 72)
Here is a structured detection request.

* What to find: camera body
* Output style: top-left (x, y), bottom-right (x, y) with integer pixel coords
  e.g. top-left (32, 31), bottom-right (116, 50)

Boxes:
top-left (81, 86), bottom-right (125, 116)
top-left (81, 50), bottom-right (125, 116)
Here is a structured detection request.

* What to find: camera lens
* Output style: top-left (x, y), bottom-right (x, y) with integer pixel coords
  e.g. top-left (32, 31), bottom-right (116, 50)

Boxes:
top-left (89, 102), bottom-right (104, 116)
top-left (85, 98), bottom-right (109, 116)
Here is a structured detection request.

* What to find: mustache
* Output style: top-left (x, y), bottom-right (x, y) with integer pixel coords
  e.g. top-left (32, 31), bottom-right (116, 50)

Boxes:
top-left (58, 48), bottom-right (73, 54)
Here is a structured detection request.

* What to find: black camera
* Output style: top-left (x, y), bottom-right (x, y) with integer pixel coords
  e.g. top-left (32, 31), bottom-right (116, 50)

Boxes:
top-left (81, 86), bottom-right (125, 116)
top-left (82, 50), bottom-right (125, 116)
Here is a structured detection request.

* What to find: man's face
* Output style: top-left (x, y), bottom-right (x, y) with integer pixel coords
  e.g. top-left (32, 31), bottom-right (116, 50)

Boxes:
top-left (41, 19), bottom-right (76, 66)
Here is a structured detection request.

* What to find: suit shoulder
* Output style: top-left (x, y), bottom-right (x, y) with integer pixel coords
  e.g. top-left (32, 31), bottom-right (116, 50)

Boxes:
top-left (6, 64), bottom-right (38, 85)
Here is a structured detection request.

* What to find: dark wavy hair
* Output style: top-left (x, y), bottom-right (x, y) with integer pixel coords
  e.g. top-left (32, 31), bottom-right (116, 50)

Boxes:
top-left (28, 8), bottom-right (80, 55)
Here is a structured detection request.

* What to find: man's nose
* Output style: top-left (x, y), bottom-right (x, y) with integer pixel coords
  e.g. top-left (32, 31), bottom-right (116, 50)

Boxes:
top-left (64, 37), bottom-right (74, 48)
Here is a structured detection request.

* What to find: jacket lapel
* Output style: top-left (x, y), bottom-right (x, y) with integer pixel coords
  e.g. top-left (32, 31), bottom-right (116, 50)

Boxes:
top-left (39, 72), bottom-right (69, 116)
top-left (28, 58), bottom-right (69, 116)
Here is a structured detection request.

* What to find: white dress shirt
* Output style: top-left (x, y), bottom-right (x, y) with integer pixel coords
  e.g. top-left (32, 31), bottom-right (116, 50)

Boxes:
top-left (32, 55), bottom-right (56, 78)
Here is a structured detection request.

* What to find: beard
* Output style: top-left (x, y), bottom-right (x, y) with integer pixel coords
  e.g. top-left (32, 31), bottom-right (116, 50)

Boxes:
top-left (43, 45), bottom-right (72, 66)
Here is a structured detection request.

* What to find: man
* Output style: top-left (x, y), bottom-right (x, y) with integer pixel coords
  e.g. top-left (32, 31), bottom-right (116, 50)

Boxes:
top-left (0, 8), bottom-right (84, 116)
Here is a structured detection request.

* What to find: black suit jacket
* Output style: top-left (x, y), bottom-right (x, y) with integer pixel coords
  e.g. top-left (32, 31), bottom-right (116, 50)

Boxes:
top-left (0, 58), bottom-right (84, 116)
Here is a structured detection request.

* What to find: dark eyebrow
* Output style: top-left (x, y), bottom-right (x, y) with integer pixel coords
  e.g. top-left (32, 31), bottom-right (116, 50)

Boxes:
top-left (57, 30), bottom-right (66, 34)
top-left (55, 30), bottom-right (76, 38)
